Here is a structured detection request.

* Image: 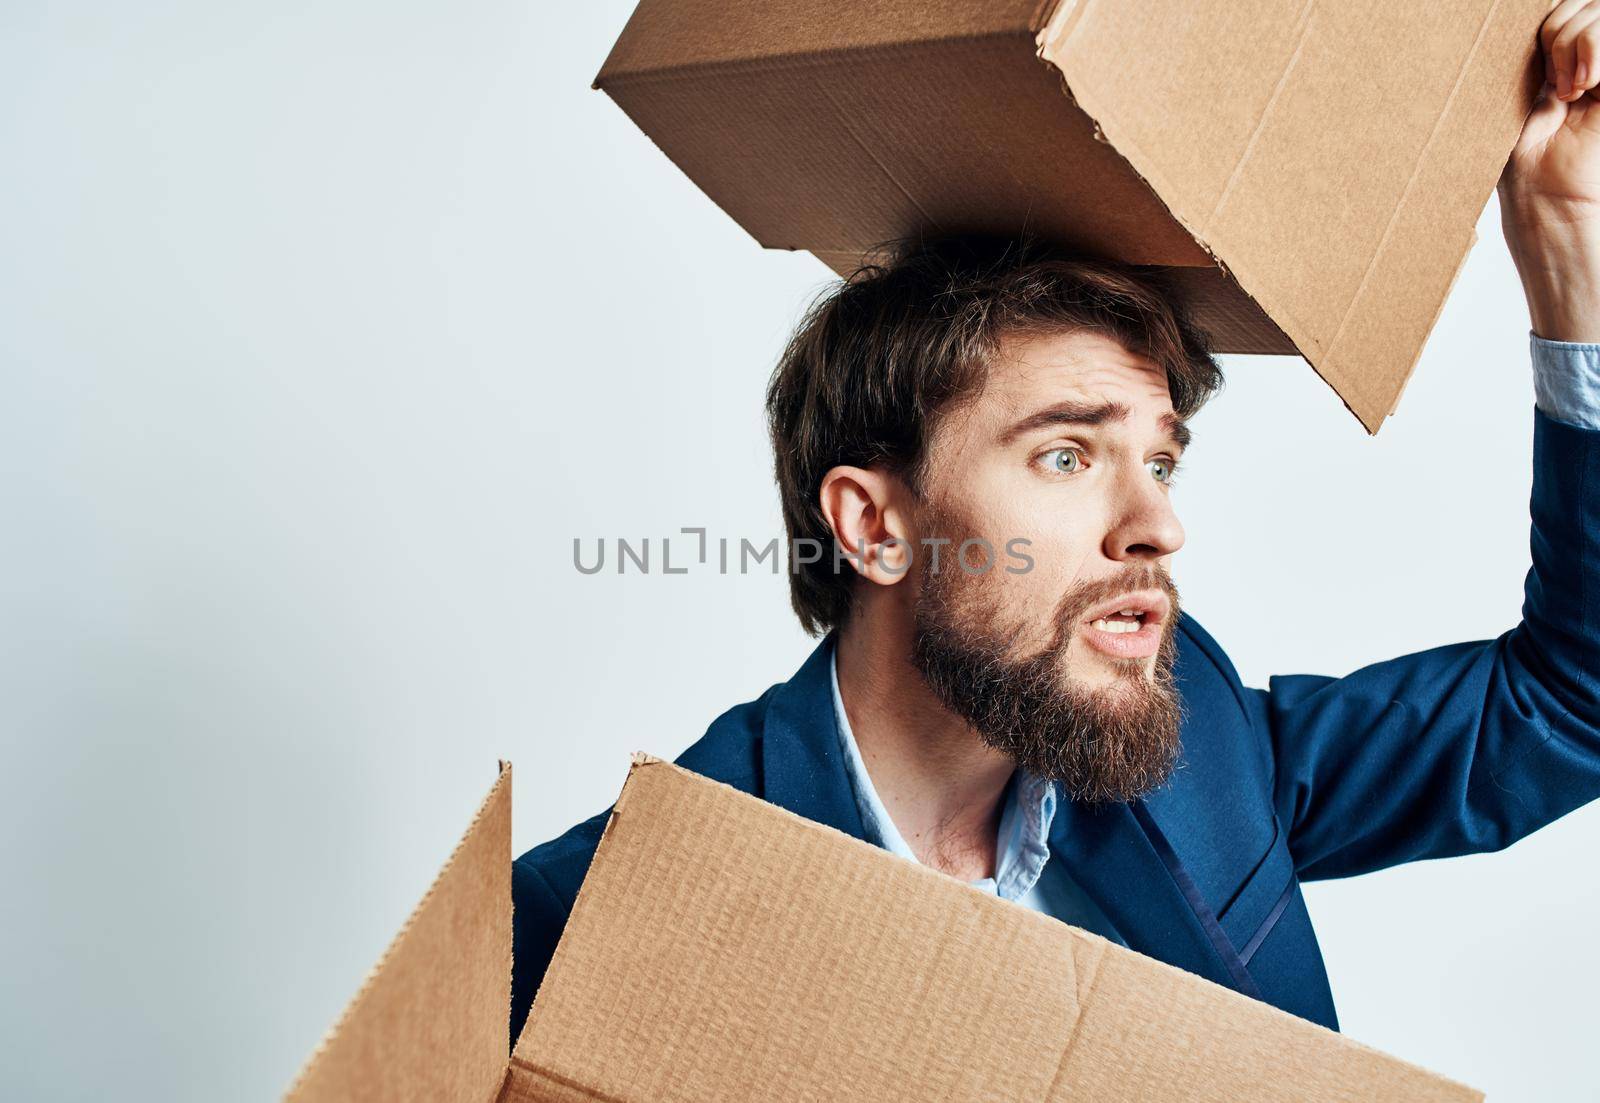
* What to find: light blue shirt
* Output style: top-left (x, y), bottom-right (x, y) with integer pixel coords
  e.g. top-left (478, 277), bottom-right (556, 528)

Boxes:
top-left (829, 648), bottom-right (1125, 942)
top-left (1532, 331), bottom-right (1600, 430)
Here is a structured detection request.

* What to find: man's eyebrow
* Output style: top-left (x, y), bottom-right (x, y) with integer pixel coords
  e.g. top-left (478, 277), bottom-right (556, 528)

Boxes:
top-left (998, 399), bottom-right (1192, 452)
top-left (1161, 412), bottom-right (1193, 452)
top-left (998, 399), bottom-right (1130, 444)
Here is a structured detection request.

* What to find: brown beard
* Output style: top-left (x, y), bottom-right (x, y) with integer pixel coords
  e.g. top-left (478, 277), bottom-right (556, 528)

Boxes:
top-left (909, 543), bottom-right (1185, 805)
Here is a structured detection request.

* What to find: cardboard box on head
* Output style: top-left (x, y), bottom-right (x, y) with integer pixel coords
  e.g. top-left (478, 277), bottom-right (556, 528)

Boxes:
top-left (284, 756), bottom-right (1483, 1102)
top-left (592, 0), bottom-right (1551, 433)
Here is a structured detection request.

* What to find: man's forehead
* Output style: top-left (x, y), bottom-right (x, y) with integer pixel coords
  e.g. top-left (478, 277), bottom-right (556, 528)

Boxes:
top-left (983, 329), bottom-right (1174, 419)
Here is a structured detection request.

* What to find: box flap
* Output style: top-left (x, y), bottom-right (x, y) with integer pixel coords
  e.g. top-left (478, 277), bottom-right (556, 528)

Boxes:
top-left (507, 757), bottom-right (1481, 1102)
top-left (283, 764), bottom-right (513, 1103)
top-left (1038, 0), bottom-right (1548, 431)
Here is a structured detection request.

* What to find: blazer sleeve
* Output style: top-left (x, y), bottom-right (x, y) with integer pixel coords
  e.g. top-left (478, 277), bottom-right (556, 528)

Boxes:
top-left (1262, 406), bottom-right (1600, 881)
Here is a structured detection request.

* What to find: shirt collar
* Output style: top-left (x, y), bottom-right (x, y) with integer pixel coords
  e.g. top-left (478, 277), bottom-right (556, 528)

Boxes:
top-left (828, 646), bottom-right (1058, 901)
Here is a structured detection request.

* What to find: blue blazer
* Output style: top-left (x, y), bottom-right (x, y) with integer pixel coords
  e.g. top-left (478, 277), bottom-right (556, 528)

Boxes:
top-left (511, 409), bottom-right (1600, 1040)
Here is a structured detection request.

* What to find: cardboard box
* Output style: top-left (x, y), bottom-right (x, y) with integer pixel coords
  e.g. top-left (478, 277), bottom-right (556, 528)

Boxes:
top-left (284, 756), bottom-right (1483, 1102)
top-left (593, 0), bottom-right (1550, 432)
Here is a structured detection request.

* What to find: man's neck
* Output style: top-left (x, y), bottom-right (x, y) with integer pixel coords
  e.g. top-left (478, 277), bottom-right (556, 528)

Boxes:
top-left (834, 615), bottom-right (1016, 882)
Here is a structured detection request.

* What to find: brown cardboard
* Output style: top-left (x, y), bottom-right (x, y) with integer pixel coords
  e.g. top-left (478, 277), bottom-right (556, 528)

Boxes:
top-left (592, 0), bottom-right (1551, 432)
top-left (285, 755), bottom-right (1483, 1102)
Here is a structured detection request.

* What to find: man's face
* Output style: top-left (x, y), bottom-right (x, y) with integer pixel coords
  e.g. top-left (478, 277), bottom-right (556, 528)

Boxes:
top-left (907, 328), bottom-right (1189, 802)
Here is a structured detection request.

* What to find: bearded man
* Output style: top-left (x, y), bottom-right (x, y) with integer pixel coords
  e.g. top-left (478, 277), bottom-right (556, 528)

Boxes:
top-left (511, 7), bottom-right (1600, 1038)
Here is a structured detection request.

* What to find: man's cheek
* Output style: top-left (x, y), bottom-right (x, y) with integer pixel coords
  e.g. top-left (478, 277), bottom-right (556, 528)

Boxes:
top-left (1012, 575), bottom-right (1075, 650)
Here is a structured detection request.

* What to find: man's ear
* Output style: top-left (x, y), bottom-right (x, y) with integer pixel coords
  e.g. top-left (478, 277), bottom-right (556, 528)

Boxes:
top-left (818, 465), bottom-right (915, 587)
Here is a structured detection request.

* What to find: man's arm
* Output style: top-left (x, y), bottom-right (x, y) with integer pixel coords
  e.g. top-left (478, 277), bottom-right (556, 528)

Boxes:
top-left (1265, 396), bottom-right (1600, 880)
top-left (1264, 5), bottom-right (1600, 879)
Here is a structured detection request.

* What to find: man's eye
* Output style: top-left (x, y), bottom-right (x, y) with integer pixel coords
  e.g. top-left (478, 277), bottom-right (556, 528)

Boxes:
top-left (1149, 457), bottom-right (1180, 485)
top-left (1042, 447), bottom-right (1085, 474)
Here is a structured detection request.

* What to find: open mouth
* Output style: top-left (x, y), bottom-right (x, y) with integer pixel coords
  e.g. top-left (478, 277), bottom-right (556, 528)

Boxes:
top-left (1079, 592), bottom-right (1169, 659)
top-left (1089, 609), bottom-right (1148, 634)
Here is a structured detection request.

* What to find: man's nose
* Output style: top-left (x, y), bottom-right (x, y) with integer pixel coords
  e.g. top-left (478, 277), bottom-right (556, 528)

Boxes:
top-left (1102, 466), bottom-right (1185, 562)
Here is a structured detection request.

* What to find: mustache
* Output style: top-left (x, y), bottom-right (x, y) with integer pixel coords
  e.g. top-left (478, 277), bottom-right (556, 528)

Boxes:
top-left (1045, 562), bottom-right (1182, 653)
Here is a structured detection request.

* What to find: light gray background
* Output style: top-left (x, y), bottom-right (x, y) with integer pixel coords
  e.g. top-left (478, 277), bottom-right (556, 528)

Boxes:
top-left (2, 3), bottom-right (1596, 1100)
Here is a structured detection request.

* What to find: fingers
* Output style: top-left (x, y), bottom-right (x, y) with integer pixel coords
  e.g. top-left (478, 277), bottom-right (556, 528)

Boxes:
top-left (1543, 0), bottom-right (1600, 100)
top-left (1580, 22), bottom-right (1600, 99)
top-left (1556, 8), bottom-right (1600, 99)
top-left (1544, 0), bottom-right (1590, 84)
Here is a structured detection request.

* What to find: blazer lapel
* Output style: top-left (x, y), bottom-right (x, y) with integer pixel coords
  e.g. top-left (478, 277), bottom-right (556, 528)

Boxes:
top-left (1049, 796), bottom-right (1255, 996)
top-left (757, 631), bottom-right (869, 842)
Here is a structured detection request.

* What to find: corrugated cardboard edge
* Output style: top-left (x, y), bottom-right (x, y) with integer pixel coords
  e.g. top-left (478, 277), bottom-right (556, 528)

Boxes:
top-left (282, 761), bottom-right (513, 1103)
